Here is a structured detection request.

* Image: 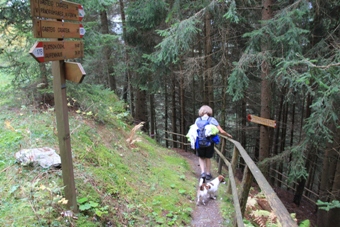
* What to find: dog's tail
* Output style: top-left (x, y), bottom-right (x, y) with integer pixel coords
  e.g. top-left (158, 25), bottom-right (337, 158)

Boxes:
top-left (199, 176), bottom-right (206, 187)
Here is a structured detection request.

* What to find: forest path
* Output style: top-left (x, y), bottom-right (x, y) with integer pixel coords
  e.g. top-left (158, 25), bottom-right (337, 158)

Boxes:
top-left (174, 149), bottom-right (230, 227)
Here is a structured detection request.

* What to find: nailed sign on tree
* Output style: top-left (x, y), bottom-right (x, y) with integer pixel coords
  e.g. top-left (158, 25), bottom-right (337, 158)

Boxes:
top-left (247, 114), bottom-right (276, 128)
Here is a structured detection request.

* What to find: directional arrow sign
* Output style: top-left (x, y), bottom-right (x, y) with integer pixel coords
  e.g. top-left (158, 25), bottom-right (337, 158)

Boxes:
top-left (33, 19), bottom-right (85, 38)
top-left (65, 62), bottom-right (86, 83)
top-left (29, 41), bottom-right (84, 63)
top-left (247, 114), bottom-right (277, 128)
top-left (30, 0), bottom-right (85, 21)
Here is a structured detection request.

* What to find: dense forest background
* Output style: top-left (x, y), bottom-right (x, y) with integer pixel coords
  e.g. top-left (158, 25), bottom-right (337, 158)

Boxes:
top-left (1, 0), bottom-right (340, 226)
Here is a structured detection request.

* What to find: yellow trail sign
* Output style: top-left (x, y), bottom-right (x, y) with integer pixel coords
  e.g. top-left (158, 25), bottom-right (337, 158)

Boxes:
top-left (65, 62), bottom-right (86, 83)
top-left (247, 114), bottom-right (276, 128)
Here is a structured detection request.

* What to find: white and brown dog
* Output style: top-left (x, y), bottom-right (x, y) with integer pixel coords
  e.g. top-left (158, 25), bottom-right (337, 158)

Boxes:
top-left (196, 177), bottom-right (211, 205)
top-left (207, 175), bottom-right (225, 200)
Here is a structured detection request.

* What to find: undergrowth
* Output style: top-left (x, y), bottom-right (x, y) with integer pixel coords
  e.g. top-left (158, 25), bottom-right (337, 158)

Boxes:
top-left (0, 72), bottom-right (198, 226)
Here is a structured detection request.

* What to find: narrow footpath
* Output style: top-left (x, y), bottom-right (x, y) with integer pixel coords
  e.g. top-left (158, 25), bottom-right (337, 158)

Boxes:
top-left (175, 149), bottom-right (230, 227)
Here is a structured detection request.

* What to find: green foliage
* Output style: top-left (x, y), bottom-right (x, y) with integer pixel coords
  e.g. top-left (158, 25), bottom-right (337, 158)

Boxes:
top-left (127, 0), bottom-right (167, 30)
top-left (317, 200), bottom-right (340, 211)
top-left (66, 83), bottom-right (130, 125)
top-left (78, 197), bottom-right (109, 217)
top-left (153, 18), bottom-right (201, 64)
top-left (299, 219), bottom-right (311, 227)
top-left (223, 0), bottom-right (239, 23)
top-left (227, 67), bottom-right (249, 101)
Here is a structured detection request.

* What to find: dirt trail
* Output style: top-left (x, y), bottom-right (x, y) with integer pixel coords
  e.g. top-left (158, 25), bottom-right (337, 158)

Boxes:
top-left (175, 149), bottom-right (230, 227)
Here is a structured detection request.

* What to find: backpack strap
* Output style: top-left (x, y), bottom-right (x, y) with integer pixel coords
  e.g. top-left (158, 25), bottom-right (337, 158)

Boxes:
top-left (202, 117), bottom-right (211, 126)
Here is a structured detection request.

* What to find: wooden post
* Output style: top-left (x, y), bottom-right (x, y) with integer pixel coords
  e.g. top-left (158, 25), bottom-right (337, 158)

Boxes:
top-left (215, 147), bottom-right (244, 227)
top-left (218, 138), bottom-right (226, 174)
top-left (238, 165), bottom-right (254, 215)
top-left (52, 60), bottom-right (78, 212)
top-left (227, 145), bottom-right (239, 193)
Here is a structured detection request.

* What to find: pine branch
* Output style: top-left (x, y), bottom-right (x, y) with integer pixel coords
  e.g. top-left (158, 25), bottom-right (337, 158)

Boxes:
top-left (258, 149), bottom-right (292, 169)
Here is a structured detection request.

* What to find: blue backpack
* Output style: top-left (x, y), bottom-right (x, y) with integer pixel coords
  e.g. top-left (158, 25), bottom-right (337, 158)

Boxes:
top-left (195, 117), bottom-right (212, 149)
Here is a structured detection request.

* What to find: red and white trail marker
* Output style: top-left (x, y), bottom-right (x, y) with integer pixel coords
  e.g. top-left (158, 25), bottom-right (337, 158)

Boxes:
top-left (29, 41), bottom-right (84, 63)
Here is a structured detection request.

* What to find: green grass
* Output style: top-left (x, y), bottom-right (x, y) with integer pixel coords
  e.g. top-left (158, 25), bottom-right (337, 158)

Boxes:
top-left (0, 80), bottom-right (199, 226)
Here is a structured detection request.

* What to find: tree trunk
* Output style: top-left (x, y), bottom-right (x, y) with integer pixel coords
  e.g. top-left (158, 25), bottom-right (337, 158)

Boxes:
top-left (204, 10), bottom-right (214, 108)
top-left (39, 63), bottom-right (48, 88)
top-left (317, 124), bottom-right (340, 226)
top-left (100, 10), bottom-right (116, 91)
top-left (171, 75), bottom-right (177, 148)
top-left (165, 80), bottom-right (169, 148)
top-left (119, 0), bottom-right (132, 112)
top-left (135, 88), bottom-right (148, 131)
top-left (150, 93), bottom-right (155, 139)
top-left (277, 102), bottom-right (288, 187)
top-left (293, 94), bottom-right (313, 205)
top-left (259, 0), bottom-right (273, 176)
top-left (180, 73), bottom-right (185, 149)
top-left (271, 91), bottom-right (284, 185)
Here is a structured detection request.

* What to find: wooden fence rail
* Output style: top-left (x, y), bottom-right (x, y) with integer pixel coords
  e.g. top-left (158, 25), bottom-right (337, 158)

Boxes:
top-left (165, 132), bottom-right (298, 227)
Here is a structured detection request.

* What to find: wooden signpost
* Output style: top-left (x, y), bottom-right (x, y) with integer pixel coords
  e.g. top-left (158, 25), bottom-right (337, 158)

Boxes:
top-left (247, 114), bottom-right (277, 128)
top-left (29, 0), bottom-right (86, 212)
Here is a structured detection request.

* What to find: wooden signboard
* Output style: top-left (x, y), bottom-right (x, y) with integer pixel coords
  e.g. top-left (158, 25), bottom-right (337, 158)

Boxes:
top-left (247, 114), bottom-right (276, 128)
top-left (29, 41), bottom-right (84, 63)
top-left (33, 19), bottom-right (85, 38)
top-left (65, 62), bottom-right (86, 83)
top-left (30, 0), bottom-right (85, 21)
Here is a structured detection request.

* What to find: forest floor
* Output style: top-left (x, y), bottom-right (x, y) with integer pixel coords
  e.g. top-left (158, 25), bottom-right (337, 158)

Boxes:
top-left (175, 148), bottom-right (317, 227)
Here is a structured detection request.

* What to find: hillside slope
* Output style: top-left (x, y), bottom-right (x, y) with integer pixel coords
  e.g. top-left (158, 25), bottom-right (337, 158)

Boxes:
top-left (0, 75), bottom-right (201, 226)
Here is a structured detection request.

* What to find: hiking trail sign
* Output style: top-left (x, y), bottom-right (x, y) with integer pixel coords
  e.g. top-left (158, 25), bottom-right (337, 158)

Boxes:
top-left (247, 114), bottom-right (277, 128)
top-left (65, 62), bottom-right (86, 83)
top-left (29, 41), bottom-right (84, 62)
top-left (29, 0), bottom-right (87, 212)
top-left (33, 19), bottom-right (85, 38)
top-left (30, 0), bottom-right (85, 21)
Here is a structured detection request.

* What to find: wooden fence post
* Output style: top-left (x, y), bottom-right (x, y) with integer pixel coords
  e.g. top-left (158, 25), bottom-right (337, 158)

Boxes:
top-left (239, 165), bottom-right (254, 215)
top-left (218, 138), bottom-right (226, 174)
top-left (227, 145), bottom-right (239, 193)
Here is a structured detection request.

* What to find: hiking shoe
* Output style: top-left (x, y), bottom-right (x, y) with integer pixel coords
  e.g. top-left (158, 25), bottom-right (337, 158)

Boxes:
top-left (206, 174), bottom-right (213, 180)
top-left (200, 172), bottom-right (206, 178)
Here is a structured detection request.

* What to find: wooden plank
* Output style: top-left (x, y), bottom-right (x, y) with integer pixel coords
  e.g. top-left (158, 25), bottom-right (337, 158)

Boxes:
top-left (65, 62), bottom-right (86, 83)
top-left (33, 19), bottom-right (85, 38)
top-left (247, 114), bottom-right (276, 128)
top-left (230, 139), bottom-right (297, 227)
top-left (52, 60), bottom-right (77, 211)
top-left (29, 41), bottom-right (84, 63)
top-left (30, 0), bottom-right (85, 21)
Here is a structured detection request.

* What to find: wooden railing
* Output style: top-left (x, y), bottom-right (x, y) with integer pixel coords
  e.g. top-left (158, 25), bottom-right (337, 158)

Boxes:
top-left (164, 131), bottom-right (190, 151)
top-left (165, 132), bottom-right (298, 227)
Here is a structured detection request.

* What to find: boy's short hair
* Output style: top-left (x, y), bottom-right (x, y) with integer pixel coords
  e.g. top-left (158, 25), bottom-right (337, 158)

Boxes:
top-left (198, 105), bottom-right (213, 117)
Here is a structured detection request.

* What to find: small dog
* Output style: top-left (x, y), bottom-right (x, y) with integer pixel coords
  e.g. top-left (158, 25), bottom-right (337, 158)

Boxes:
top-left (196, 177), bottom-right (211, 205)
top-left (207, 175), bottom-right (225, 200)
